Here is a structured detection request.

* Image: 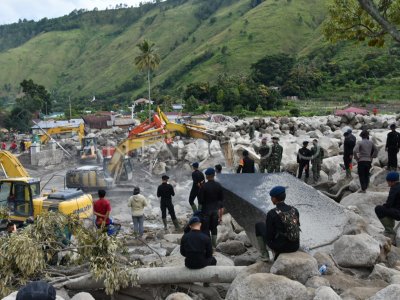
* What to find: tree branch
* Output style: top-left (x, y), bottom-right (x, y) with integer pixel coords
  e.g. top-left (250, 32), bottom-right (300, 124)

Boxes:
top-left (357, 0), bottom-right (400, 43)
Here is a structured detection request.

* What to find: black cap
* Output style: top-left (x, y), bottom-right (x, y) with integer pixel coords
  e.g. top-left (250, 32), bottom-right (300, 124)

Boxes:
top-left (390, 124), bottom-right (396, 129)
top-left (162, 175), bottom-right (169, 180)
top-left (133, 187), bottom-right (140, 195)
top-left (303, 141), bottom-right (309, 146)
top-left (242, 150), bottom-right (249, 156)
top-left (17, 281), bottom-right (56, 300)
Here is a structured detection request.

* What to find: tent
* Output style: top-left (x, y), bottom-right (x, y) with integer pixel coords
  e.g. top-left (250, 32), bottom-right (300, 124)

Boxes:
top-left (335, 107), bottom-right (369, 116)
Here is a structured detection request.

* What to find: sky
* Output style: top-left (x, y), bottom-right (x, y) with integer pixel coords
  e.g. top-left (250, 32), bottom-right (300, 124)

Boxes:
top-left (0, 0), bottom-right (147, 25)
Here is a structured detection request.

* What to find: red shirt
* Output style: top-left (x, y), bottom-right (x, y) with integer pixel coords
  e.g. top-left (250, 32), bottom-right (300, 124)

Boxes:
top-left (1, 143), bottom-right (6, 150)
top-left (93, 198), bottom-right (111, 225)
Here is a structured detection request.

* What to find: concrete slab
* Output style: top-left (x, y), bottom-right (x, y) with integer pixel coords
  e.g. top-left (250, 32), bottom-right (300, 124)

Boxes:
top-left (217, 173), bottom-right (348, 250)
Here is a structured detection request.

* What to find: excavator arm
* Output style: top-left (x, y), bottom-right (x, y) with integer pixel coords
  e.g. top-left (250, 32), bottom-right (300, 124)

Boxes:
top-left (0, 150), bottom-right (29, 178)
top-left (106, 107), bottom-right (234, 182)
top-left (39, 123), bottom-right (85, 144)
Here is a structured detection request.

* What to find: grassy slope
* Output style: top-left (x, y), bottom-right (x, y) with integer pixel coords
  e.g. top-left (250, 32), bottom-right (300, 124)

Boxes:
top-left (0, 0), bottom-right (394, 106)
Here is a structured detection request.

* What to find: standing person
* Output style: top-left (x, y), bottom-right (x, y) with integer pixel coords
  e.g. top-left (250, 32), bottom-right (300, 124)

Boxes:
top-left (128, 187), bottom-right (148, 238)
top-left (180, 216), bottom-right (217, 269)
top-left (386, 124), bottom-right (400, 171)
top-left (188, 162), bottom-right (205, 212)
top-left (9, 140), bottom-right (17, 152)
top-left (214, 164), bottom-right (222, 174)
top-left (157, 175), bottom-right (180, 230)
top-left (374, 172), bottom-right (400, 239)
top-left (353, 130), bottom-right (378, 193)
top-left (19, 140), bottom-right (25, 153)
top-left (237, 150), bottom-right (255, 173)
top-left (198, 168), bottom-right (224, 248)
top-left (343, 129), bottom-right (357, 178)
top-left (93, 189), bottom-right (112, 229)
top-left (255, 186), bottom-right (300, 261)
top-left (297, 141), bottom-right (312, 183)
top-left (311, 139), bottom-right (324, 183)
top-left (249, 124), bottom-right (255, 140)
top-left (268, 136), bottom-right (283, 173)
top-left (258, 137), bottom-right (270, 173)
top-left (1, 141), bottom-right (6, 150)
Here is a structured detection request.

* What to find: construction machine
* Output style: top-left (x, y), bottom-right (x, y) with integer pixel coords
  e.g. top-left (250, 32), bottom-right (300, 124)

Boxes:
top-left (0, 150), bottom-right (93, 226)
top-left (26, 123), bottom-right (85, 149)
top-left (66, 107), bottom-right (234, 191)
top-left (79, 136), bottom-right (102, 164)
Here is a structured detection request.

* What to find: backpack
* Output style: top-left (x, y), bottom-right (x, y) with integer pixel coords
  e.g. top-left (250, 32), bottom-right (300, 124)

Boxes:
top-left (275, 207), bottom-right (300, 242)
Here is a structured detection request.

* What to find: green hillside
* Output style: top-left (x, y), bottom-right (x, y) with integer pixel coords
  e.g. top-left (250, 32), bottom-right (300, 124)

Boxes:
top-left (0, 0), bottom-right (399, 112)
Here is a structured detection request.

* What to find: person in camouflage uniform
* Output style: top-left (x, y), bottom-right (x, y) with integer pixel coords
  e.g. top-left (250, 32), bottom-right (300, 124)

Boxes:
top-left (311, 139), bottom-right (324, 183)
top-left (258, 137), bottom-right (271, 173)
top-left (267, 136), bottom-right (283, 173)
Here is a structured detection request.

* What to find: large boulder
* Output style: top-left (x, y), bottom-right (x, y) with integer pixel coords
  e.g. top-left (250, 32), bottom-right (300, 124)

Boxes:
top-left (216, 240), bottom-right (247, 256)
top-left (340, 192), bottom-right (387, 233)
top-left (305, 276), bottom-right (330, 289)
top-left (71, 293), bottom-right (95, 300)
top-left (270, 252), bottom-right (319, 284)
top-left (368, 284), bottom-right (400, 300)
top-left (313, 286), bottom-right (341, 300)
top-left (165, 293), bottom-right (193, 300)
top-left (340, 287), bottom-right (383, 300)
top-left (333, 234), bottom-right (380, 267)
top-left (226, 273), bottom-right (309, 300)
top-left (368, 263), bottom-right (400, 283)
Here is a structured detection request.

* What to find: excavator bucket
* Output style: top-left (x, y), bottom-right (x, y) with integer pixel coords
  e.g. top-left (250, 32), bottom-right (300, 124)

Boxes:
top-left (217, 172), bottom-right (349, 251)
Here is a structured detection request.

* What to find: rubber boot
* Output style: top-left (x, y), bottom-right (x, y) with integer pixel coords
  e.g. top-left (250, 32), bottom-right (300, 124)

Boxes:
top-left (380, 217), bottom-right (395, 235)
top-left (162, 218), bottom-right (168, 230)
top-left (212, 235), bottom-right (217, 249)
top-left (172, 219), bottom-right (181, 230)
top-left (190, 204), bottom-right (198, 213)
top-left (256, 236), bottom-right (270, 262)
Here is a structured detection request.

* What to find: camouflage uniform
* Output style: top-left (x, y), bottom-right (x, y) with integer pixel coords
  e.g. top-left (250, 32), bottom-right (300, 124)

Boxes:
top-left (267, 143), bottom-right (283, 173)
top-left (258, 144), bottom-right (270, 173)
top-left (311, 145), bottom-right (324, 182)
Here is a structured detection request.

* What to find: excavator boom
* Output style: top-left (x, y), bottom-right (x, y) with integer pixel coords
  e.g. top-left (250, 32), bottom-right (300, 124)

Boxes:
top-left (0, 150), bottom-right (29, 178)
top-left (39, 123), bottom-right (85, 144)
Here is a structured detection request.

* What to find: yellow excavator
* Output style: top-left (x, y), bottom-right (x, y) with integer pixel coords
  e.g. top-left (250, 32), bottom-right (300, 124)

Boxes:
top-left (26, 123), bottom-right (85, 149)
top-left (66, 107), bottom-right (234, 191)
top-left (0, 150), bottom-right (93, 225)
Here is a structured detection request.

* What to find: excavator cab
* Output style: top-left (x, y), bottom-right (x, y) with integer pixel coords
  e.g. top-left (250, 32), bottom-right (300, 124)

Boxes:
top-left (0, 178), bottom-right (40, 222)
top-left (80, 137), bottom-right (102, 164)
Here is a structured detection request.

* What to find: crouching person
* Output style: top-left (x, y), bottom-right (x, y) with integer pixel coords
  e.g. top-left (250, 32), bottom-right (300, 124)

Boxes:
top-left (375, 172), bottom-right (400, 240)
top-left (180, 216), bottom-right (217, 269)
top-left (255, 186), bottom-right (300, 262)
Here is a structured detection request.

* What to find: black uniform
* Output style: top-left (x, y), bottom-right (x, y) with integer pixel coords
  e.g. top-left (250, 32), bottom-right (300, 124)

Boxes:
top-left (343, 134), bottom-right (356, 171)
top-left (297, 147), bottom-right (312, 180)
top-left (386, 131), bottom-right (400, 170)
top-left (237, 157), bottom-right (255, 173)
top-left (157, 182), bottom-right (177, 220)
top-left (188, 170), bottom-right (205, 206)
top-left (198, 180), bottom-right (224, 236)
top-left (180, 229), bottom-right (217, 269)
top-left (255, 202), bottom-right (300, 259)
top-left (375, 182), bottom-right (400, 220)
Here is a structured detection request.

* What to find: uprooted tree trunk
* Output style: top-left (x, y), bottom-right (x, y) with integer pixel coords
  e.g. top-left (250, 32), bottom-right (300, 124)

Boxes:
top-left (65, 266), bottom-right (246, 290)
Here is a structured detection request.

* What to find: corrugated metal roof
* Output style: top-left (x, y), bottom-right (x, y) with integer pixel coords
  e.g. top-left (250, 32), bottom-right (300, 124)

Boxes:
top-left (31, 119), bottom-right (83, 129)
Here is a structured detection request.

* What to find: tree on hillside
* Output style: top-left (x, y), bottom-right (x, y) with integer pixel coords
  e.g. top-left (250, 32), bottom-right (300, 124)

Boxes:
top-left (135, 39), bottom-right (161, 120)
top-left (251, 54), bottom-right (295, 86)
top-left (19, 79), bottom-right (52, 114)
top-left (324, 0), bottom-right (400, 46)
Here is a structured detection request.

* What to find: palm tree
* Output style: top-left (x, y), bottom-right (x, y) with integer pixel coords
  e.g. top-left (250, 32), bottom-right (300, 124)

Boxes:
top-left (135, 39), bottom-right (161, 120)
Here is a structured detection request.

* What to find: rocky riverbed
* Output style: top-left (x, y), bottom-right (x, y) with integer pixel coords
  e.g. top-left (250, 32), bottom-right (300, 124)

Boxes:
top-left (4, 112), bottom-right (400, 300)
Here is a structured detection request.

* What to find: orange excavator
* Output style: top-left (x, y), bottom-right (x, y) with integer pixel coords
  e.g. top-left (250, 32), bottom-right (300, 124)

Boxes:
top-left (128, 113), bottom-right (164, 138)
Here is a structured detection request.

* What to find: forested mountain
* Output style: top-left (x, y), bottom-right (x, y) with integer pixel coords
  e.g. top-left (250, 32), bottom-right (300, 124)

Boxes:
top-left (0, 0), bottom-right (399, 112)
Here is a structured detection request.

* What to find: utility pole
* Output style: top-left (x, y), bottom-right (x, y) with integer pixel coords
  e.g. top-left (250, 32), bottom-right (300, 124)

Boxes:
top-left (69, 96), bottom-right (72, 120)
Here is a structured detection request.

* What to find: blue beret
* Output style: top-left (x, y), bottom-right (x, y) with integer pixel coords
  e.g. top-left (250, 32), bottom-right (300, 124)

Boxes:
top-left (205, 168), bottom-right (215, 176)
top-left (188, 216), bottom-right (201, 225)
top-left (386, 172), bottom-right (399, 182)
top-left (269, 186), bottom-right (286, 197)
top-left (192, 162), bottom-right (199, 168)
